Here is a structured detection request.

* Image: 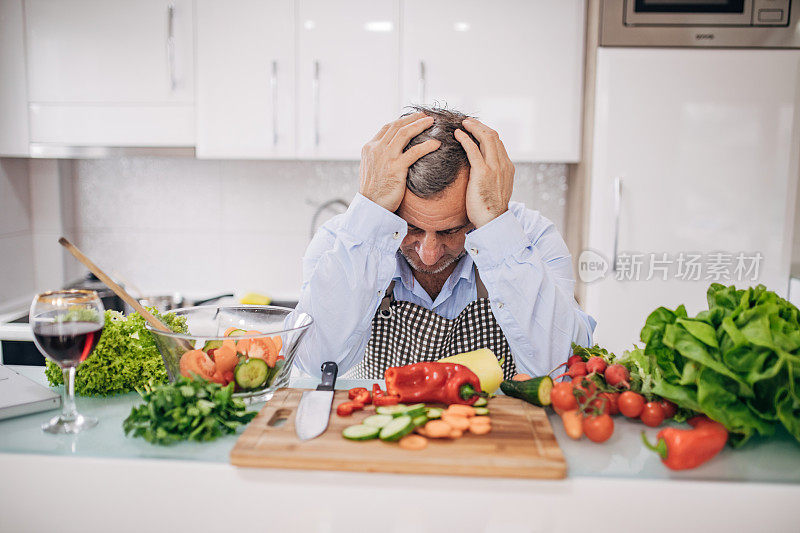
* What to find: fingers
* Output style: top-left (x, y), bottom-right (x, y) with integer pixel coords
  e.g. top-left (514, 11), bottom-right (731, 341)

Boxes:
top-left (369, 122), bottom-right (391, 143)
top-left (454, 128), bottom-right (487, 170)
top-left (399, 139), bottom-right (441, 168)
top-left (460, 118), bottom-right (501, 168)
top-left (379, 111), bottom-right (428, 143)
top-left (388, 115), bottom-right (434, 150)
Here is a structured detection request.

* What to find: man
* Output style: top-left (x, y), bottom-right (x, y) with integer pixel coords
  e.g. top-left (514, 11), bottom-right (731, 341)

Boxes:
top-left (294, 106), bottom-right (595, 379)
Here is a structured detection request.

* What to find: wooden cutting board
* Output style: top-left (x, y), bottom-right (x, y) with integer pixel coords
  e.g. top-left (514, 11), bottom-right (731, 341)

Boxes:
top-left (230, 389), bottom-right (566, 479)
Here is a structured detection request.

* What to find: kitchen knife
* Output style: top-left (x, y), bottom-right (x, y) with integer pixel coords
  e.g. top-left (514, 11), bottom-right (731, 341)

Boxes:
top-left (295, 361), bottom-right (338, 441)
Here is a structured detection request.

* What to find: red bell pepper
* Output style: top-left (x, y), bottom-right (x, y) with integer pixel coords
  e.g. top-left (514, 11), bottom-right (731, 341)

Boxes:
top-left (642, 416), bottom-right (728, 470)
top-left (348, 387), bottom-right (371, 405)
top-left (384, 362), bottom-right (483, 405)
top-left (336, 401), bottom-right (365, 417)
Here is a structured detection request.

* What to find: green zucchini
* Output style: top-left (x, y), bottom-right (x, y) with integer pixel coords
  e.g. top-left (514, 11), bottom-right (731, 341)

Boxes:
top-left (378, 415), bottom-right (414, 441)
top-left (474, 407), bottom-right (489, 416)
top-left (375, 404), bottom-right (408, 417)
top-left (362, 414), bottom-right (394, 428)
top-left (342, 424), bottom-right (380, 441)
top-left (499, 376), bottom-right (554, 407)
top-left (473, 397), bottom-right (488, 407)
top-left (425, 407), bottom-right (443, 419)
top-left (234, 358), bottom-right (269, 390)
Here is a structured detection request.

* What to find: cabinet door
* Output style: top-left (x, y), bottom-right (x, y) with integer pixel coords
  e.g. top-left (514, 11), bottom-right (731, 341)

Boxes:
top-left (584, 48), bottom-right (800, 353)
top-left (402, 0), bottom-right (585, 162)
top-left (296, 0), bottom-right (399, 159)
top-left (196, 0), bottom-right (294, 159)
top-left (25, 0), bottom-right (193, 103)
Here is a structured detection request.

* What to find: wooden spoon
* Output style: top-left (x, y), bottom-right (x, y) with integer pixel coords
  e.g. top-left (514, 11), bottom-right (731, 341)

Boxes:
top-left (58, 237), bottom-right (174, 333)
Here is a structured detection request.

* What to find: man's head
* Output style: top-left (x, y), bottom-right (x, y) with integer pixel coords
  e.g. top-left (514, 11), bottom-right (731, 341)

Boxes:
top-left (396, 106), bottom-right (477, 275)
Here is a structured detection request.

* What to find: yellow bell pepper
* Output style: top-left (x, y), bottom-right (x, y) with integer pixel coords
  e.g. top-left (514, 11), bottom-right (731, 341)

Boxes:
top-left (438, 348), bottom-right (504, 394)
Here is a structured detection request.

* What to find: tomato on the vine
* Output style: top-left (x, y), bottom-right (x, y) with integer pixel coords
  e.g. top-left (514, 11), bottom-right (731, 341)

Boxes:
top-left (573, 378), bottom-right (598, 408)
top-left (550, 382), bottom-right (578, 411)
top-left (640, 402), bottom-right (665, 427)
top-left (618, 391), bottom-right (645, 418)
top-left (659, 399), bottom-right (677, 419)
top-left (599, 392), bottom-right (620, 415)
top-left (583, 414), bottom-right (614, 443)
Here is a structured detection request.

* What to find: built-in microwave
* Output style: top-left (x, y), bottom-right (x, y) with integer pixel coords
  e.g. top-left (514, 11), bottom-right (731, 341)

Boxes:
top-left (601, 0), bottom-right (800, 47)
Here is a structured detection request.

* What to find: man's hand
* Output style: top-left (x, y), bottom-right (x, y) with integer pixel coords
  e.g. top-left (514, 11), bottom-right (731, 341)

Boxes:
top-left (455, 118), bottom-right (514, 228)
top-left (359, 112), bottom-right (441, 213)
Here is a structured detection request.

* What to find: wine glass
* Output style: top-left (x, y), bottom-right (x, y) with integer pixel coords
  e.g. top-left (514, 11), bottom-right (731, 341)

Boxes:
top-left (30, 290), bottom-right (105, 434)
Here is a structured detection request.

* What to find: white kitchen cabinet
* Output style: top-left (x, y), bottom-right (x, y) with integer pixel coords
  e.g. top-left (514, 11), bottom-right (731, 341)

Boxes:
top-left (25, 0), bottom-right (194, 146)
top-left (401, 0), bottom-right (585, 162)
top-left (196, 0), bottom-right (294, 159)
top-left (295, 0), bottom-right (400, 159)
top-left (0, 0), bottom-right (29, 156)
top-left (584, 48), bottom-right (800, 354)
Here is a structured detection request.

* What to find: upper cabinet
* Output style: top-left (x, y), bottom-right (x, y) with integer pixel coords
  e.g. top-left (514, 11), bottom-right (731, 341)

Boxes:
top-left (295, 0), bottom-right (399, 159)
top-left (196, 0), bottom-right (295, 159)
top-left (401, 0), bottom-right (585, 162)
top-left (25, 0), bottom-right (194, 146)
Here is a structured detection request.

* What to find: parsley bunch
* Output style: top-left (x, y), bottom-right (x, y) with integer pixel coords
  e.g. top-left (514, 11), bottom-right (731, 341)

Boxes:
top-left (123, 378), bottom-right (257, 445)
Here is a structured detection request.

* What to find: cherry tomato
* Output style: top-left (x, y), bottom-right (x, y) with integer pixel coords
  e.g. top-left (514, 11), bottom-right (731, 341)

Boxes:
top-left (659, 399), bottom-right (677, 419)
top-left (550, 382), bottom-right (578, 411)
top-left (582, 413), bottom-right (614, 443)
top-left (588, 397), bottom-right (611, 416)
top-left (618, 391), bottom-right (645, 418)
top-left (599, 392), bottom-right (620, 415)
top-left (640, 402), bottom-right (666, 427)
top-left (573, 378), bottom-right (598, 408)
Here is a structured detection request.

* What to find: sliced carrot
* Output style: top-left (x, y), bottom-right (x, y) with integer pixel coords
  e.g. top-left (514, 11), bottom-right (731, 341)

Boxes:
top-left (271, 335), bottom-right (283, 353)
top-left (222, 339), bottom-right (237, 351)
top-left (424, 420), bottom-right (452, 438)
top-left (445, 405), bottom-right (475, 418)
top-left (441, 414), bottom-right (470, 431)
top-left (513, 373), bottom-right (532, 381)
top-left (469, 415), bottom-right (491, 425)
top-left (399, 434), bottom-right (428, 450)
top-left (449, 429), bottom-right (464, 439)
top-left (469, 423), bottom-right (492, 435)
top-left (415, 426), bottom-right (430, 437)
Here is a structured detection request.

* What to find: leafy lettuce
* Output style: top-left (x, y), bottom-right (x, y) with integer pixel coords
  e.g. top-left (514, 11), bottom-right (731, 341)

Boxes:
top-left (626, 284), bottom-right (800, 447)
top-left (45, 309), bottom-right (187, 396)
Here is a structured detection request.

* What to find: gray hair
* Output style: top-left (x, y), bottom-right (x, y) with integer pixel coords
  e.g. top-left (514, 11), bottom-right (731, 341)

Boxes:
top-left (402, 105), bottom-right (479, 198)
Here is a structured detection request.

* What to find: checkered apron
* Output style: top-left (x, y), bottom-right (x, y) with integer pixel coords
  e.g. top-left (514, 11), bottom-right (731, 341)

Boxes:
top-left (351, 268), bottom-right (517, 380)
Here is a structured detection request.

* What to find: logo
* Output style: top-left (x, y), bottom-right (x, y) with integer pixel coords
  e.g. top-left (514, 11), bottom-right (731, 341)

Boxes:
top-left (695, 33), bottom-right (715, 40)
top-left (578, 250), bottom-right (609, 283)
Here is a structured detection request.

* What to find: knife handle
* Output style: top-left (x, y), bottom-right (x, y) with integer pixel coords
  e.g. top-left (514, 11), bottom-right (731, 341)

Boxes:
top-left (318, 361), bottom-right (338, 391)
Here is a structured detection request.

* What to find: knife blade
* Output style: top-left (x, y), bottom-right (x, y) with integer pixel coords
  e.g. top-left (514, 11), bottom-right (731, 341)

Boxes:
top-left (295, 361), bottom-right (338, 441)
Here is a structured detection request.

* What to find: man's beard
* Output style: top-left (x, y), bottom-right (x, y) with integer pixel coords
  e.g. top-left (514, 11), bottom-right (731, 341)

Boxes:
top-left (399, 248), bottom-right (467, 275)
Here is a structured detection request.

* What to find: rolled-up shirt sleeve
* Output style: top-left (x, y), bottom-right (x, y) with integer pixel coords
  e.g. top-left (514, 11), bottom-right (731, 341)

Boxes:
top-left (464, 205), bottom-right (596, 377)
top-left (291, 193), bottom-right (407, 377)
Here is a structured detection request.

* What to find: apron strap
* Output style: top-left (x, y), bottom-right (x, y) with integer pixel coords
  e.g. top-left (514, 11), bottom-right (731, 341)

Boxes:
top-left (474, 267), bottom-right (489, 300)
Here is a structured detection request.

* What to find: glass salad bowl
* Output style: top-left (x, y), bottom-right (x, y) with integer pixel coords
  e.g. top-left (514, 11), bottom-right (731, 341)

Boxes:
top-left (146, 305), bottom-right (313, 402)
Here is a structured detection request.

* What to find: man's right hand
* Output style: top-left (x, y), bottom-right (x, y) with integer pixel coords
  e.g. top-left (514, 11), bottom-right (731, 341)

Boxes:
top-left (359, 112), bottom-right (441, 213)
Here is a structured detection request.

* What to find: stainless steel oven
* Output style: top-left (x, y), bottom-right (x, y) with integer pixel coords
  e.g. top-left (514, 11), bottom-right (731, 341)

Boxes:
top-left (601, 0), bottom-right (800, 47)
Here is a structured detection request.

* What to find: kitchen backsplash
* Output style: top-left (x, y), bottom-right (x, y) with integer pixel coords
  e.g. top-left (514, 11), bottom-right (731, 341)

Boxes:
top-left (1, 158), bottom-right (568, 304)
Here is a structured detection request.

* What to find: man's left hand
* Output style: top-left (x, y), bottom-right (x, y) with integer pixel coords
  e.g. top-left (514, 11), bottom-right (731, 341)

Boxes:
top-left (454, 118), bottom-right (514, 229)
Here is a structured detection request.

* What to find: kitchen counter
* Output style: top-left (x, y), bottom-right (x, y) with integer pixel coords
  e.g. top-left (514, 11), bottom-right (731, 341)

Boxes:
top-left (1, 366), bottom-right (798, 532)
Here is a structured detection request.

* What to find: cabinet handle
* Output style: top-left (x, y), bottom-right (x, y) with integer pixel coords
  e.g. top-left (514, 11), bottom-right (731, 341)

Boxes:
top-left (271, 60), bottom-right (278, 146)
top-left (313, 60), bottom-right (320, 147)
top-left (418, 61), bottom-right (426, 103)
top-left (166, 3), bottom-right (176, 92)
top-left (612, 177), bottom-right (622, 272)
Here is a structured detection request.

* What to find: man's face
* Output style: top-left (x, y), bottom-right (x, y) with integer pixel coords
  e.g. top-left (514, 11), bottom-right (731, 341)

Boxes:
top-left (396, 168), bottom-right (473, 275)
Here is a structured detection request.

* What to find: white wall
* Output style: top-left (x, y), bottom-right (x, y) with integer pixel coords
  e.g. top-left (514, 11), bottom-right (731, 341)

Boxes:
top-left (69, 158), bottom-right (569, 300)
top-left (0, 158), bottom-right (568, 306)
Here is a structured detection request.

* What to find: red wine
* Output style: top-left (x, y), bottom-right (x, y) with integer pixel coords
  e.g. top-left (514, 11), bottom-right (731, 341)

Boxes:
top-left (33, 322), bottom-right (103, 366)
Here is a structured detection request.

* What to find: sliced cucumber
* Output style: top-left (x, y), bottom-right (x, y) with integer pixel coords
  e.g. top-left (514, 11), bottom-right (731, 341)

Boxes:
top-left (411, 415), bottom-right (428, 428)
top-left (425, 407), bottom-right (443, 419)
top-left (202, 340), bottom-right (224, 352)
top-left (378, 415), bottom-right (414, 442)
top-left (474, 407), bottom-right (489, 416)
top-left (227, 328), bottom-right (248, 337)
top-left (342, 424), bottom-right (380, 441)
top-left (403, 403), bottom-right (427, 418)
top-left (362, 414), bottom-right (394, 428)
top-left (234, 358), bottom-right (269, 390)
top-left (375, 404), bottom-right (408, 417)
top-left (473, 397), bottom-right (488, 408)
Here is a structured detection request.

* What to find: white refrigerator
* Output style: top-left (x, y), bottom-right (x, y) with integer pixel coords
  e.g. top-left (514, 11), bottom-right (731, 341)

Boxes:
top-left (584, 48), bottom-right (800, 353)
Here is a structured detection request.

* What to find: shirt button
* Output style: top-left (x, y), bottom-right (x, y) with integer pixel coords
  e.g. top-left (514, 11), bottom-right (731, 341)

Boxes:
top-left (392, 232), bottom-right (401, 239)
top-left (471, 247), bottom-right (479, 255)
top-left (497, 302), bottom-right (504, 309)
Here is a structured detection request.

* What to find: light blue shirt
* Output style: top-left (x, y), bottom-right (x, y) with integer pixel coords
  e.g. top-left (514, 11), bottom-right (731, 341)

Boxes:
top-left (293, 193), bottom-right (596, 378)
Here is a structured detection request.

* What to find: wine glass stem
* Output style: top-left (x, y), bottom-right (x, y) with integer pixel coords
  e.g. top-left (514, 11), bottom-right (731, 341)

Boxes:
top-left (61, 366), bottom-right (78, 422)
